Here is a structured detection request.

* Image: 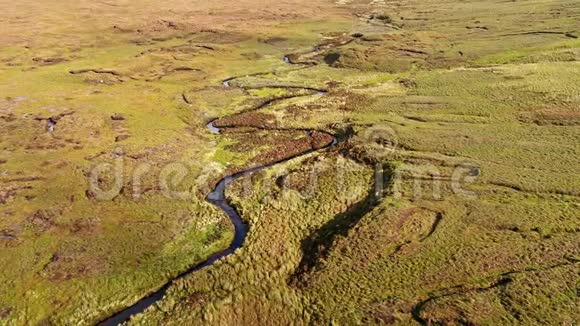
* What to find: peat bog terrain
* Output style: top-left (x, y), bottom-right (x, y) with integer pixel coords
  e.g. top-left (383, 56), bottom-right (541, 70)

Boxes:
top-left (0, 0), bottom-right (579, 325)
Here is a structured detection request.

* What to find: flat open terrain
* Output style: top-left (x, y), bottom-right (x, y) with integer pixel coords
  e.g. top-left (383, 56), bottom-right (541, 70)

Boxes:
top-left (0, 0), bottom-right (578, 325)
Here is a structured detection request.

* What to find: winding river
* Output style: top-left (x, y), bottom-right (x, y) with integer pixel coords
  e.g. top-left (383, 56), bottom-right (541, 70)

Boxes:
top-left (98, 56), bottom-right (337, 325)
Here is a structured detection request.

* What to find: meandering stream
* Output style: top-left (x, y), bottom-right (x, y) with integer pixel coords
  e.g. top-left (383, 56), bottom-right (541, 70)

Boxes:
top-left (98, 56), bottom-right (337, 325)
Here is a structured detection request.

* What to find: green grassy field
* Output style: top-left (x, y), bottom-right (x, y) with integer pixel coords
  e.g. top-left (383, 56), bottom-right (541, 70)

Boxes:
top-left (0, 0), bottom-right (578, 324)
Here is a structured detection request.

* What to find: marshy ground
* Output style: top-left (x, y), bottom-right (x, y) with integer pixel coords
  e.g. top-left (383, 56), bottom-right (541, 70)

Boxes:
top-left (0, 0), bottom-right (578, 325)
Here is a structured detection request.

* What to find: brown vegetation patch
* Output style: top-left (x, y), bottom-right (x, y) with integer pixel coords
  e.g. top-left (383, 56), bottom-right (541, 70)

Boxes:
top-left (214, 112), bottom-right (277, 129)
top-left (69, 69), bottom-right (121, 76)
top-left (34, 110), bottom-right (76, 123)
top-left (110, 113), bottom-right (126, 121)
top-left (364, 298), bottom-right (415, 324)
top-left (0, 230), bottom-right (18, 241)
top-left (39, 248), bottom-right (106, 281)
top-left (397, 78), bottom-right (418, 88)
top-left (26, 209), bottom-right (61, 234)
top-left (0, 108), bottom-right (15, 120)
top-left (115, 134), bottom-right (131, 142)
top-left (0, 186), bottom-right (19, 205)
top-left (247, 131), bottom-right (333, 167)
top-left (0, 306), bottom-right (12, 320)
top-left (1, 175), bottom-right (45, 183)
top-left (324, 52), bottom-right (341, 65)
top-left (32, 57), bottom-right (68, 66)
top-left (260, 37), bottom-right (288, 45)
top-left (136, 43), bottom-right (210, 58)
top-left (518, 108), bottom-right (580, 126)
top-left (69, 216), bottom-right (102, 235)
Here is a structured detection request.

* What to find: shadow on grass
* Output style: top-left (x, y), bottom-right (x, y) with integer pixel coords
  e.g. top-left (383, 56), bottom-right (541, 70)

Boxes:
top-left (291, 161), bottom-right (395, 285)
